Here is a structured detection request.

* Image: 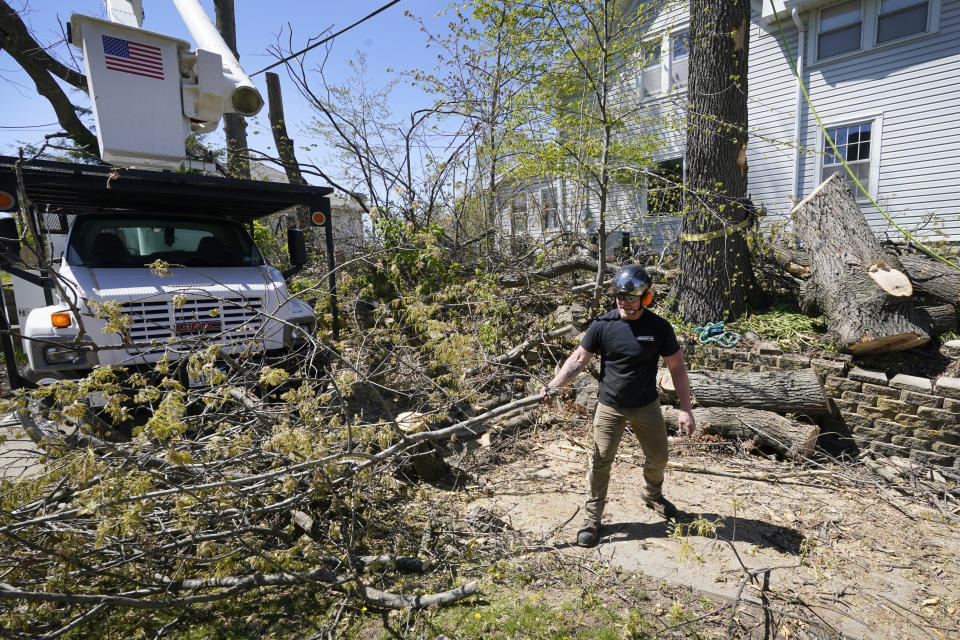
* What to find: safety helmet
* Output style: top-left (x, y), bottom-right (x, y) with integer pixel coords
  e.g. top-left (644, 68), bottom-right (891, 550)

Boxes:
top-left (612, 265), bottom-right (653, 306)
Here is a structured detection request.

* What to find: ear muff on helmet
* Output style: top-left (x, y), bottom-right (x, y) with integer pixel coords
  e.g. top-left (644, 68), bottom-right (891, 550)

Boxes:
top-left (641, 289), bottom-right (653, 307)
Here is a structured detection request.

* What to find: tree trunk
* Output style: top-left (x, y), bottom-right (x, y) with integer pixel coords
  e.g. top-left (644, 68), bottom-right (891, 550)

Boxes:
top-left (791, 174), bottom-right (930, 354)
top-left (658, 368), bottom-right (828, 414)
top-left (917, 304), bottom-right (957, 337)
top-left (662, 407), bottom-right (819, 460)
top-left (214, 0), bottom-right (250, 179)
top-left (898, 252), bottom-right (960, 304)
top-left (675, 0), bottom-right (756, 324)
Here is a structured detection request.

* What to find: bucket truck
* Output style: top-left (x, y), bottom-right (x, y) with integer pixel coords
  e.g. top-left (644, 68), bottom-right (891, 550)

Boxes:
top-left (0, 0), bottom-right (337, 393)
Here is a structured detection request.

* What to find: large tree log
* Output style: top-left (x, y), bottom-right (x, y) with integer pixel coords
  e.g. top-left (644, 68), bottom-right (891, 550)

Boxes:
top-left (791, 174), bottom-right (929, 354)
top-left (917, 304), bottom-right (957, 337)
top-left (898, 252), bottom-right (960, 304)
top-left (662, 406), bottom-right (819, 459)
top-left (658, 368), bottom-right (828, 414)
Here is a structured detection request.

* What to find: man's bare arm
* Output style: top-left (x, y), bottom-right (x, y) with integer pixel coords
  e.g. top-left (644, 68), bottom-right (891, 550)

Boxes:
top-left (663, 350), bottom-right (696, 435)
top-left (547, 346), bottom-right (595, 390)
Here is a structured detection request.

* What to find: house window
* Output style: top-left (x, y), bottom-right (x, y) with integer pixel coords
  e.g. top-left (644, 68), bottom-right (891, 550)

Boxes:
top-left (818, 0), bottom-right (862, 60)
top-left (647, 158), bottom-right (684, 216)
top-left (876, 0), bottom-right (929, 43)
top-left (639, 40), bottom-right (661, 95)
top-left (540, 187), bottom-right (559, 230)
top-left (510, 194), bottom-right (527, 235)
top-left (822, 122), bottom-right (872, 199)
top-left (670, 31), bottom-right (689, 87)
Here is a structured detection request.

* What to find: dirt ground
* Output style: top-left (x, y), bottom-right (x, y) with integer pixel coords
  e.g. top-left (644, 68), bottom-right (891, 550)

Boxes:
top-left (469, 419), bottom-right (960, 640)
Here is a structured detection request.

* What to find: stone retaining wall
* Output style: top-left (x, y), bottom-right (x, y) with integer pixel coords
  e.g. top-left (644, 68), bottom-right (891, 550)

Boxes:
top-left (681, 342), bottom-right (960, 469)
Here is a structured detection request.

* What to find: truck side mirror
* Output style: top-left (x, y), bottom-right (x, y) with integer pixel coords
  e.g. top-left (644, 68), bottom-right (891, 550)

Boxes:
top-left (287, 228), bottom-right (307, 267)
top-left (0, 217), bottom-right (20, 266)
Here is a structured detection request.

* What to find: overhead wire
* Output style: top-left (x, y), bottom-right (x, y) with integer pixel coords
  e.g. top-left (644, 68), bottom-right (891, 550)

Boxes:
top-left (249, 0), bottom-right (403, 77)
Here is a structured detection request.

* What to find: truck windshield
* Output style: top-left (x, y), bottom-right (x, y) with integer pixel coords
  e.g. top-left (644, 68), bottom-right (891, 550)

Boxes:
top-left (66, 216), bottom-right (263, 268)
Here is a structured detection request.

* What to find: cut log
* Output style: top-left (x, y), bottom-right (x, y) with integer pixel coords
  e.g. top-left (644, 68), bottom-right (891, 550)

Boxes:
top-left (662, 406), bottom-right (820, 460)
top-left (916, 304), bottom-right (957, 337)
top-left (790, 174), bottom-right (929, 354)
top-left (897, 252), bottom-right (960, 304)
top-left (657, 368), bottom-right (829, 414)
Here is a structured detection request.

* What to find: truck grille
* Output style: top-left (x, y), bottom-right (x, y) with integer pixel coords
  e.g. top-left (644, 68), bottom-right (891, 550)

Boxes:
top-left (120, 296), bottom-right (264, 356)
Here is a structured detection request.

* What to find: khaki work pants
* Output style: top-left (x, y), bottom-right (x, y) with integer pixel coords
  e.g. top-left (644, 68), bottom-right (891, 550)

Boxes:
top-left (583, 400), bottom-right (668, 527)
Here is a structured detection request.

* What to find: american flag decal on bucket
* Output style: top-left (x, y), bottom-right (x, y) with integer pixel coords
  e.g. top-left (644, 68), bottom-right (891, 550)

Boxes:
top-left (102, 35), bottom-right (163, 80)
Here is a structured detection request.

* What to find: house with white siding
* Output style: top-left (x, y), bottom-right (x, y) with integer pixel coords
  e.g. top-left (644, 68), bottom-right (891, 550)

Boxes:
top-left (498, 0), bottom-right (960, 253)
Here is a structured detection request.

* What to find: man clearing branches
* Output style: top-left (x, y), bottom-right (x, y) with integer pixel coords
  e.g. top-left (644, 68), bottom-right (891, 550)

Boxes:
top-left (545, 265), bottom-right (696, 547)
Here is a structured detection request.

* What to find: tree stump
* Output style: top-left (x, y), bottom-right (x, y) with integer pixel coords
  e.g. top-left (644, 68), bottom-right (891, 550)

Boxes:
top-left (658, 368), bottom-right (828, 414)
top-left (663, 406), bottom-right (819, 459)
top-left (790, 174), bottom-right (929, 354)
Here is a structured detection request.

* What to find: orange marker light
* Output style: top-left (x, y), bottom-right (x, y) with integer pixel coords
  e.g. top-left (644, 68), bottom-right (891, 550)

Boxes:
top-left (0, 191), bottom-right (14, 210)
top-left (51, 312), bottom-right (71, 328)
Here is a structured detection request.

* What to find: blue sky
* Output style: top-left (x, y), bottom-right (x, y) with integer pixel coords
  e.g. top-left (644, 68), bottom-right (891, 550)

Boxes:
top-left (0, 0), bottom-right (452, 181)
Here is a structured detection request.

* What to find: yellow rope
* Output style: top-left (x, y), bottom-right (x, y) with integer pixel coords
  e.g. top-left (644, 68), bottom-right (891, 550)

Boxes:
top-left (681, 217), bottom-right (750, 242)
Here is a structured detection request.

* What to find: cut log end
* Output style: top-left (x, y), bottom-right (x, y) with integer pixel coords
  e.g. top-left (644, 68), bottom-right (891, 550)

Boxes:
top-left (867, 263), bottom-right (913, 297)
top-left (848, 333), bottom-right (930, 355)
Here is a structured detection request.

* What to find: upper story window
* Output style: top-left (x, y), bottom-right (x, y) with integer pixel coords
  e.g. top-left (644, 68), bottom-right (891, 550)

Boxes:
top-left (814, 0), bottom-right (937, 61)
top-left (639, 40), bottom-right (662, 95)
top-left (818, 0), bottom-right (863, 60)
top-left (876, 0), bottom-right (929, 43)
top-left (670, 31), bottom-right (689, 87)
top-left (822, 122), bottom-right (872, 199)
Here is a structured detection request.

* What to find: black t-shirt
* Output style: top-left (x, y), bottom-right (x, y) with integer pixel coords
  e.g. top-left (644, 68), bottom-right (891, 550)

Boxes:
top-left (580, 308), bottom-right (680, 408)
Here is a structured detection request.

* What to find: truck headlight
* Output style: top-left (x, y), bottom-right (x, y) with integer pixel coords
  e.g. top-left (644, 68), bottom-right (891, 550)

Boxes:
top-left (44, 345), bottom-right (84, 364)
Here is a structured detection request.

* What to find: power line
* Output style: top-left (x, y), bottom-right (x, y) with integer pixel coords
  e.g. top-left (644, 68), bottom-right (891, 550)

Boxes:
top-left (249, 0), bottom-right (403, 77)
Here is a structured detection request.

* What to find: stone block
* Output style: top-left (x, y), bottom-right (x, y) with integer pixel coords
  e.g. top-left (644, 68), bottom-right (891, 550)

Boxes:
top-left (889, 374), bottom-right (933, 393)
top-left (851, 426), bottom-right (888, 443)
top-left (839, 411), bottom-right (875, 430)
top-left (810, 358), bottom-right (848, 377)
top-left (752, 354), bottom-right (781, 369)
top-left (910, 450), bottom-right (955, 467)
top-left (841, 391), bottom-right (875, 405)
top-left (848, 367), bottom-right (888, 385)
top-left (913, 428), bottom-right (944, 441)
top-left (862, 383), bottom-right (900, 399)
top-left (891, 435), bottom-right (931, 450)
top-left (917, 406), bottom-right (956, 424)
top-left (894, 413), bottom-right (926, 428)
top-left (871, 442), bottom-right (911, 458)
top-left (825, 376), bottom-right (862, 395)
top-left (942, 398), bottom-right (960, 413)
top-left (932, 441), bottom-right (960, 457)
top-left (857, 405), bottom-right (887, 419)
top-left (899, 390), bottom-right (943, 408)
top-left (778, 354), bottom-right (811, 370)
top-left (934, 376), bottom-right (960, 399)
top-left (944, 340), bottom-right (960, 358)
top-left (732, 361), bottom-right (756, 372)
top-left (821, 352), bottom-right (854, 363)
top-left (873, 419), bottom-right (912, 437)
top-left (877, 398), bottom-right (912, 416)
top-left (832, 399), bottom-right (859, 413)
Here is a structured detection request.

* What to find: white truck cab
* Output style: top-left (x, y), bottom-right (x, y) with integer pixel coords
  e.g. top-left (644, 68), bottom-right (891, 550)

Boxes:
top-left (0, 157), bottom-right (336, 389)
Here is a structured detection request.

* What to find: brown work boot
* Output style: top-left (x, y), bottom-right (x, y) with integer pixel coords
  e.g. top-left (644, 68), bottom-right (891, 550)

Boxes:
top-left (644, 495), bottom-right (678, 520)
top-left (576, 523), bottom-right (600, 547)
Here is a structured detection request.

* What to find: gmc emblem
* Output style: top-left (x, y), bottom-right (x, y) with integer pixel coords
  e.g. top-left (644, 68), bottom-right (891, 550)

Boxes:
top-left (175, 320), bottom-right (222, 334)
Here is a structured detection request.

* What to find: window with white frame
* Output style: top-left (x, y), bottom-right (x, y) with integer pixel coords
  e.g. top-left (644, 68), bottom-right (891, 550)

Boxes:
top-left (670, 30), bottom-right (689, 87)
top-left (510, 194), bottom-right (527, 235)
top-left (540, 186), bottom-right (559, 230)
top-left (821, 121), bottom-right (872, 199)
top-left (876, 0), bottom-right (929, 43)
top-left (818, 0), bottom-right (863, 60)
top-left (638, 39), bottom-right (662, 95)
